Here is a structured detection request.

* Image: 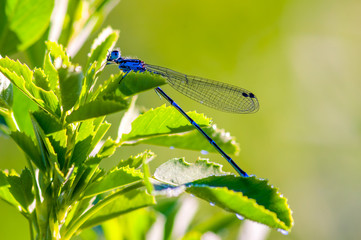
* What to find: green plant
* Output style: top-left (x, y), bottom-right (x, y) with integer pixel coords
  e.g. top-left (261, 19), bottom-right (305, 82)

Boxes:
top-left (0, 0), bottom-right (293, 239)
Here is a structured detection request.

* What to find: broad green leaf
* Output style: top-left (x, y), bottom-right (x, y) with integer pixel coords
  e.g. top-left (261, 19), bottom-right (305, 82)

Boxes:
top-left (92, 71), bottom-right (166, 102)
top-left (117, 150), bottom-right (155, 169)
top-left (137, 124), bottom-right (240, 155)
top-left (0, 57), bottom-right (60, 116)
top-left (32, 110), bottom-right (63, 134)
top-left (121, 105), bottom-right (211, 142)
top-left (58, 67), bottom-right (83, 111)
top-left (66, 99), bottom-right (128, 123)
top-left (79, 189), bottom-right (155, 230)
top-left (0, 170), bottom-right (20, 207)
top-left (154, 159), bottom-right (293, 231)
top-left (10, 131), bottom-right (44, 171)
top-left (7, 168), bottom-right (34, 213)
top-left (0, 0), bottom-right (54, 55)
top-left (186, 176), bottom-right (293, 231)
top-left (154, 158), bottom-right (224, 185)
top-left (83, 167), bottom-right (143, 198)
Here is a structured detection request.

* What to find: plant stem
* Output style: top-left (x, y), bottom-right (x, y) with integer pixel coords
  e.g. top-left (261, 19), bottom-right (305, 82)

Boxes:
top-left (28, 218), bottom-right (34, 240)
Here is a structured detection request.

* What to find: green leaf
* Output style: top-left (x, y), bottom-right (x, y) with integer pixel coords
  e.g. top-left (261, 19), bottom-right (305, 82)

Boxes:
top-left (0, 71), bottom-right (13, 108)
top-left (86, 27), bottom-right (119, 72)
top-left (32, 110), bottom-right (63, 134)
top-left (139, 124), bottom-right (240, 155)
top-left (7, 168), bottom-right (34, 213)
top-left (80, 189), bottom-right (155, 230)
top-left (48, 129), bottom-right (67, 169)
top-left (0, 0), bottom-right (54, 55)
top-left (0, 170), bottom-right (20, 208)
top-left (0, 57), bottom-right (60, 116)
top-left (10, 131), bottom-right (44, 171)
top-left (58, 67), bottom-right (83, 111)
top-left (154, 158), bottom-right (224, 185)
top-left (69, 118), bottom-right (108, 166)
top-left (154, 158), bottom-right (293, 232)
top-left (117, 150), bottom-right (155, 169)
top-left (83, 167), bottom-right (143, 198)
top-left (66, 99), bottom-right (128, 123)
top-left (186, 176), bottom-right (293, 231)
top-left (121, 105), bottom-right (211, 142)
top-left (45, 41), bottom-right (71, 67)
top-left (92, 71), bottom-right (166, 102)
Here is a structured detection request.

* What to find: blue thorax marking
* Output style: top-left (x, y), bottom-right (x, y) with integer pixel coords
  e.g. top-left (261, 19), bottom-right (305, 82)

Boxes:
top-left (107, 50), bottom-right (146, 73)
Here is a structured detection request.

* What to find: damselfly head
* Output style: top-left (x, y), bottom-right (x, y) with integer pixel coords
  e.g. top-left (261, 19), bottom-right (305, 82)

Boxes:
top-left (107, 50), bottom-right (122, 62)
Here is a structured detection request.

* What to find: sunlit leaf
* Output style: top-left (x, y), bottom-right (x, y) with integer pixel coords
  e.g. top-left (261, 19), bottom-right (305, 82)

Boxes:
top-left (154, 158), bottom-right (224, 185)
top-left (139, 124), bottom-right (240, 155)
top-left (117, 150), bottom-right (155, 169)
top-left (121, 105), bottom-right (210, 142)
top-left (154, 158), bottom-right (293, 232)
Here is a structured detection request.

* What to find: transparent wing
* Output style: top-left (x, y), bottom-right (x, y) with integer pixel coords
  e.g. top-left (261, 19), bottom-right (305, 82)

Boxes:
top-left (145, 64), bottom-right (259, 114)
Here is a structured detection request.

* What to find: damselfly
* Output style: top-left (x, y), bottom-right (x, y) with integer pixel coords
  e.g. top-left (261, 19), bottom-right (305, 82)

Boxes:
top-left (107, 50), bottom-right (259, 177)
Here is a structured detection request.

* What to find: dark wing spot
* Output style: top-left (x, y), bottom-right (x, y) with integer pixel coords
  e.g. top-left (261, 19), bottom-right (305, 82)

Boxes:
top-left (242, 92), bottom-right (249, 97)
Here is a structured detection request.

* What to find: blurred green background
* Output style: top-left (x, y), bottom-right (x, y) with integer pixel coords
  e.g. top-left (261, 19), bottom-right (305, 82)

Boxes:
top-left (1, 0), bottom-right (361, 239)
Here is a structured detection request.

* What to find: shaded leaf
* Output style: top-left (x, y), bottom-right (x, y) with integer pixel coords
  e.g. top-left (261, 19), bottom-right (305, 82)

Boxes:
top-left (10, 131), bottom-right (44, 171)
top-left (80, 189), bottom-right (155, 230)
top-left (83, 167), bottom-right (143, 198)
top-left (58, 67), bottom-right (83, 111)
top-left (66, 99), bottom-right (128, 123)
top-left (32, 110), bottom-right (63, 134)
top-left (7, 168), bottom-right (34, 213)
top-left (0, 170), bottom-right (20, 207)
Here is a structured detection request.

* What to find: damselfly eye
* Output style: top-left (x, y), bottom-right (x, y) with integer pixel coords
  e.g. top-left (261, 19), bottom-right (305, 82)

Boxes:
top-left (109, 50), bottom-right (121, 61)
